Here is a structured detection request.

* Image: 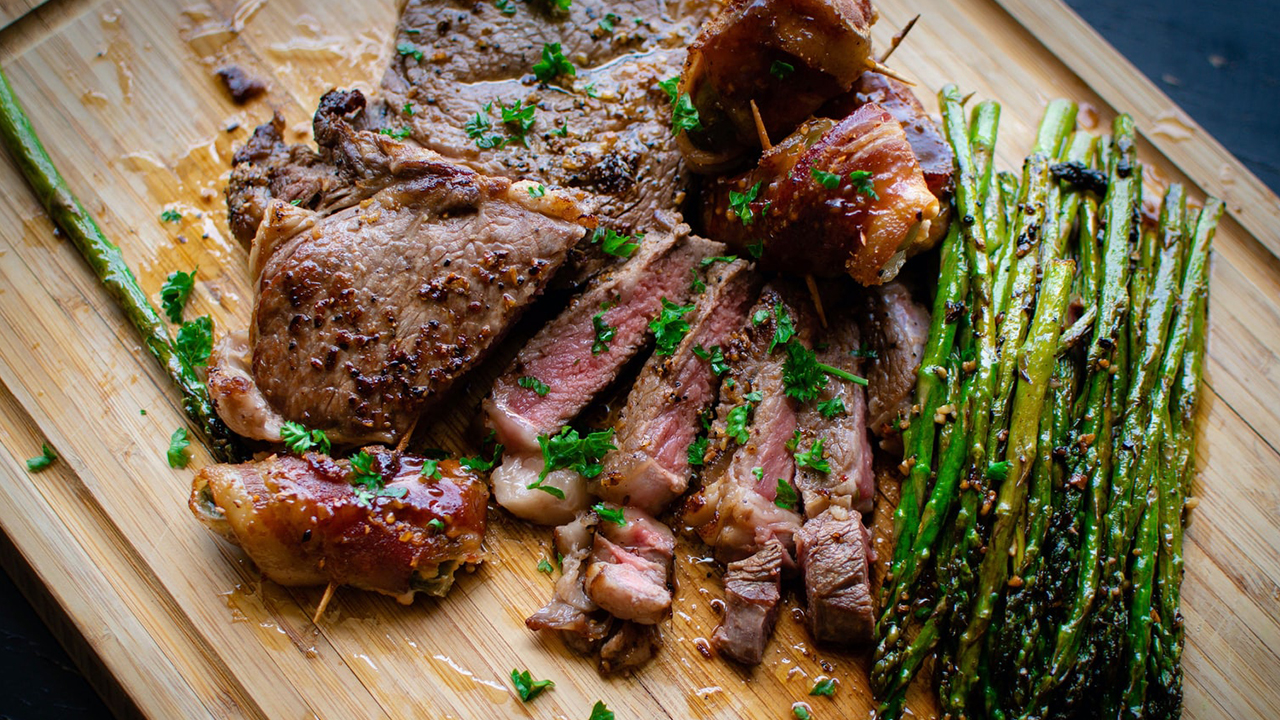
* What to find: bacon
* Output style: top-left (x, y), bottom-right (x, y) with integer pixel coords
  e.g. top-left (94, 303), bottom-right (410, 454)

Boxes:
top-left (190, 448), bottom-right (487, 603)
top-left (702, 102), bottom-right (941, 285)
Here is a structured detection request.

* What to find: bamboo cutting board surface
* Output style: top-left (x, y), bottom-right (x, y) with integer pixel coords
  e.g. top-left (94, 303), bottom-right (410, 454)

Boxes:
top-left (0, 0), bottom-right (1277, 718)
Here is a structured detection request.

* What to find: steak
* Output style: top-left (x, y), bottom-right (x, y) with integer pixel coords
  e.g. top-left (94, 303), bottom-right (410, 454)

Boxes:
top-left (599, 621), bottom-right (660, 675)
top-left (859, 280), bottom-right (930, 448)
top-left (795, 505), bottom-right (874, 645)
top-left (583, 505), bottom-right (676, 625)
top-left (190, 449), bottom-right (487, 602)
top-left (711, 539), bottom-right (784, 665)
top-left (210, 127), bottom-right (587, 445)
top-left (594, 258), bottom-right (762, 514)
top-left (486, 230), bottom-right (722, 524)
top-left (525, 513), bottom-right (612, 646)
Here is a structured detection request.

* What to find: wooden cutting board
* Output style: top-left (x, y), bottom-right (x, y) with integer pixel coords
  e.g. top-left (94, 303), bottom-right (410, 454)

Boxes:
top-left (0, 0), bottom-right (1277, 718)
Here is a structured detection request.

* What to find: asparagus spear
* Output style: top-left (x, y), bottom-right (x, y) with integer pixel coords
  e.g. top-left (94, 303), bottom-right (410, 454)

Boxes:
top-left (0, 69), bottom-right (241, 462)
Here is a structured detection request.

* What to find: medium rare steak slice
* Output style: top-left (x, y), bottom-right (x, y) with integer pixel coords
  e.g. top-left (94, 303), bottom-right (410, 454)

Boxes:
top-left (583, 505), bottom-right (675, 625)
top-left (486, 231), bottom-right (722, 524)
top-left (795, 505), bottom-right (874, 645)
top-left (792, 305), bottom-right (875, 516)
top-left (594, 258), bottom-right (762, 514)
top-left (859, 280), bottom-right (930, 448)
top-left (210, 132), bottom-right (587, 446)
top-left (711, 539), bottom-right (784, 665)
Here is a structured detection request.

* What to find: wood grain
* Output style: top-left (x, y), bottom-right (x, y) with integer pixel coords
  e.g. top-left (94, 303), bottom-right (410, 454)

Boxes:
top-left (0, 0), bottom-right (1276, 718)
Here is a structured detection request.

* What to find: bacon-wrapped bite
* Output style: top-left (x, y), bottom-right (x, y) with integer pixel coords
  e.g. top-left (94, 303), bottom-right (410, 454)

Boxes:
top-left (676, 0), bottom-right (878, 172)
top-left (189, 448), bottom-right (487, 603)
top-left (701, 102), bottom-right (940, 285)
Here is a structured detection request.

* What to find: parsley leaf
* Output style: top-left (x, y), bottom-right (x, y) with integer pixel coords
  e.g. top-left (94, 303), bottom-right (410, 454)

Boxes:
top-left (849, 170), bottom-right (879, 199)
top-left (770, 304), bottom-right (795, 353)
top-left (794, 437), bottom-right (831, 473)
top-left (160, 209), bottom-right (182, 223)
top-left (500, 100), bottom-right (536, 145)
top-left (518, 375), bottom-right (550, 396)
top-left (659, 76), bottom-right (680, 102)
top-left (167, 427), bottom-right (190, 468)
top-left (396, 42), bottom-right (423, 61)
top-left (793, 704), bottom-right (813, 720)
top-left (460, 441), bottom-right (504, 472)
top-left (533, 42), bottom-right (576, 83)
top-left (746, 240), bottom-right (764, 258)
top-left (783, 341), bottom-right (826, 402)
top-left (422, 458), bottom-right (442, 480)
top-left (403, 102), bottom-right (415, 116)
top-left (817, 397), bottom-right (846, 418)
top-left (160, 268), bottom-right (196, 323)
top-left (280, 421), bottom-right (331, 456)
top-left (537, 559), bottom-right (554, 574)
top-left (379, 126), bottom-right (411, 140)
top-left (810, 677), bottom-right (837, 696)
top-left (700, 255), bottom-right (739, 267)
top-left (810, 167), bottom-right (841, 189)
top-left (599, 12), bottom-right (621, 33)
top-left (535, 426), bottom-right (616, 483)
top-left (671, 91), bottom-right (702, 135)
top-left (427, 518), bottom-right (445, 532)
top-left (770, 60), bottom-right (796, 78)
top-left (728, 182), bottom-right (763, 225)
top-left (348, 451), bottom-right (408, 506)
top-left (775, 477), bottom-right (799, 510)
top-left (592, 227), bottom-right (641, 258)
top-left (25, 443), bottom-right (56, 472)
top-left (465, 109), bottom-right (505, 149)
top-left (510, 668), bottom-right (554, 702)
top-left (649, 298), bottom-right (694, 355)
top-left (687, 436), bottom-right (708, 466)
top-left (851, 346), bottom-right (879, 359)
top-left (752, 308), bottom-right (769, 325)
top-left (725, 404), bottom-right (751, 444)
top-left (528, 184), bottom-right (547, 198)
top-left (693, 344), bottom-right (729, 376)
top-left (592, 310), bottom-right (616, 355)
top-left (987, 460), bottom-right (1011, 483)
top-left (583, 82), bottom-right (600, 98)
top-left (551, 121), bottom-right (569, 137)
top-left (589, 701), bottom-right (615, 720)
top-left (495, 0), bottom-right (517, 14)
top-left (175, 316), bottom-right (213, 368)
top-left (594, 502), bottom-right (626, 526)
top-left (689, 267), bottom-right (706, 294)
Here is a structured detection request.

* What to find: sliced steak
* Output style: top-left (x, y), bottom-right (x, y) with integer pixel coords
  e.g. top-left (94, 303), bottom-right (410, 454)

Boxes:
top-left (211, 132), bottom-right (587, 445)
top-left (711, 539), bottom-right (784, 665)
top-left (190, 449), bottom-right (487, 602)
top-left (858, 280), bottom-right (930, 449)
top-left (792, 305), bottom-right (875, 515)
top-left (795, 505), bottom-right (874, 645)
top-left (594, 258), bottom-right (762, 514)
top-left (599, 621), bottom-right (660, 675)
top-left (583, 505), bottom-right (676, 624)
top-left (526, 513), bottom-right (612, 647)
top-left (683, 282), bottom-right (810, 564)
top-left (486, 231), bottom-right (722, 524)
top-left (701, 103), bottom-right (941, 285)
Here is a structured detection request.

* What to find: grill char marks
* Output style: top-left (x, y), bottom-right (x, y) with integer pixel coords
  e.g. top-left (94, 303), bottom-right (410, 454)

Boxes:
top-left (486, 231), bottom-right (723, 525)
top-left (595, 258), bottom-right (762, 514)
top-left (712, 539), bottom-right (785, 665)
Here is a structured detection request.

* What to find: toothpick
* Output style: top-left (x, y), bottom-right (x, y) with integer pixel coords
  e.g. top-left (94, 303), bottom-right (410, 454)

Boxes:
top-left (878, 14), bottom-right (920, 64)
top-left (864, 59), bottom-right (915, 86)
top-left (750, 99), bottom-right (773, 151)
top-left (395, 416), bottom-right (421, 453)
top-left (313, 582), bottom-right (337, 624)
top-left (806, 275), bottom-right (828, 329)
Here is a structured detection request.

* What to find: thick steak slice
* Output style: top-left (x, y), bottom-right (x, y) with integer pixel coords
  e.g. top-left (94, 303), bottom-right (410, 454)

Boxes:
top-left (859, 280), bottom-right (930, 447)
top-left (526, 514), bottom-right (612, 648)
top-left (599, 622), bottom-right (660, 675)
top-left (212, 135), bottom-right (586, 445)
top-left (792, 305), bottom-right (875, 516)
top-left (711, 539), bottom-right (784, 665)
top-left (486, 231), bottom-right (722, 524)
top-left (795, 505), bottom-right (874, 645)
top-left (583, 505), bottom-right (676, 625)
top-left (683, 282), bottom-right (810, 564)
top-left (190, 449), bottom-right (487, 602)
top-left (594, 258), bottom-right (762, 514)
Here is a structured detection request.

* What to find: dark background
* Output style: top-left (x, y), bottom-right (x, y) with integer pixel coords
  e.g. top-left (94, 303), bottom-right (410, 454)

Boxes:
top-left (0, 0), bottom-right (1277, 717)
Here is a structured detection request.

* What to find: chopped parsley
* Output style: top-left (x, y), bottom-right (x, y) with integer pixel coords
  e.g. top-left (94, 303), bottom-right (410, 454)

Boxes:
top-left (728, 182), bottom-right (763, 225)
top-left (794, 437), bottom-right (831, 473)
top-left (817, 397), bottom-right (847, 418)
top-left (746, 240), bottom-right (764, 259)
top-left (510, 668), bottom-right (554, 702)
top-left (851, 346), bottom-right (879, 359)
top-left (403, 103), bottom-right (415, 116)
top-left (592, 227), bottom-right (641, 258)
top-left (160, 209), bottom-right (182, 223)
top-left (599, 12), bottom-right (621, 33)
top-left (167, 427), bottom-right (190, 469)
top-left (689, 267), bottom-right (706, 294)
top-left (591, 309), bottom-right (616, 355)
top-left (500, 100), bottom-right (536, 145)
top-left (774, 477), bottom-right (799, 510)
top-left (659, 76), bottom-right (680, 102)
top-left (349, 451), bottom-right (408, 506)
top-left (379, 126), bottom-right (411, 140)
top-left (25, 443), bottom-right (56, 472)
top-left (534, 426), bottom-right (616, 485)
top-left (528, 184), bottom-right (547, 198)
top-left (783, 342), bottom-right (867, 402)
top-left (533, 42), bottom-right (576, 83)
top-left (793, 704), bottom-right (813, 720)
top-left (849, 170), bottom-right (879, 199)
top-left (550, 121), bottom-right (569, 137)
top-left (687, 436), bottom-right (708, 466)
top-left (752, 308), bottom-right (769, 325)
top-left (421, 458), bottom-right (442, 480)
top-left (770, 60), bottom-right (796, 78)
top-left (744, 390), bottom-right (763, 403)
top-left (280, 421), bottom-right (332, 456)
top-left (692, 344), bottom-right (729, 375)
top-left (175, 315), bottom-right (213, 368)
top-left (987, 460), bottom-right (1012, 483)
top-left (769, 304), bottom-right (796, 353)
top-left (659, 77), bottom-right (702, 135)
top-left (160, 268), bottom-right (196, 323)
top-left (536, 558), bottom-right (554, 574)
top-left (700, 254), bottom-right (739, 267)
top-left (495, 0), bottom-right (517, 14)
top-left (396, 42), bottom-right (423, 61)
top-left (583, 82), bottom-right (600, 98)
top-left (427, 518), bottom-right (445, 532)
top-left (810, 167), bottom-right (841, 189)
top-left (810, 677), bottom-right (837, 697)
top-left (594, 503), bottom-right (626, 526)
top-left (649, 298), bottom-right (694, 355)
top-left (460, 439), bottom-right (504, 472)
top-left (785, 429), bottom-right (802, 452)
top-left (725, 404), bottom-right (751, 444)
top-left (518, 375), bottom-right (551, 396)
top-left (589, 701), bottom-right (615, 720)
top-left (465, 108), bottom-right (505, 149)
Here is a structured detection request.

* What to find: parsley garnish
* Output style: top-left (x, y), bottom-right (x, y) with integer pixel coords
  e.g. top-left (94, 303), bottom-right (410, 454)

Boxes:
top-left (160, 269), bottom-right (196, 323)
top-left (510, 668), bottom-right (554, 702)
top-left (769, 304), bottom-right (795, 353)
top-left (690, 267), bottom-right (706, 294)
top-left (599, 12), bottom-right (621, 32)
top-left (379, 126), bottom-right (411, 140)
top-left (160, 209), bottom-right (182, 223)
top-left (700, 255), bottom-right (739, 267)
top-left (770, 60), bottom-right (796, 79)
top-left (427, 518), bottom-right (445, 532)
top-left (817, 397), bottom-right (846, 418)
top-left (533, 42), bottom-right (576, 83)
top-left (517, 375), bottom-right (550, 396)
top-left (396, 42), bottom-right (423, 61)
top-left (687, 436), bottom-right (708, 466)
top-left (460, 440), bottom-right (504, 472)
top-left (167, 427), bottom-right (190, 468)
top-left (594, 503), bottom-right (626, 526)
top-left (793, 704), bottom-right (813, 720)
top-left (280, 421), bottom-right (331, 455)
top-left (500, 100), bottom-right (536, 145)
top-left (26, 443), bottom-right (56, 472)
top-left (783, 342), bottom-right (867, 402)
top-left (659, 76), bottom-right (680, 102)
top-left (592, 227), bottom-right (641, 257)
top-left (589, 701), bottom-right (615, 720)
top-left (583, 82), bottom-right (600, 98)
top-left (402, 102), bottom-right (414, 116)
top-left (728, 182), bottom-right (763, 225)
top-left (987, 461), bottom-right (1011, 483)
top-left (592, 309), bottom-right (616, 354)
top-left (495, 0), bottom-right (516, 14)
top-left (529, 427), bottom-right (616, 495)
top-left (752, 308), bottom-right (769, 325)
top-left (851, 346), bottom-right (879, 359)
top-left (794, 437), bottom-right (831, 473)
top-left (810, 167), bottom-right (841, 189)
top-left (551, 121), bottom-right (569, 137)
top-left (725, 404), bottom-right (751, 444)
top-left (746, 240), bottom-right (764, 258)
top-left (349, 451), bottom-right (408, 506)
top-left (175, 316), bottom-right (213, 368)
top-left (421, 458), bottom-right (442, 480)
top-left (775, 478), bottom-right (799, 510)
top-left (528, 184), bottom-right (547, 198)
top-left (810, 677), bottom-right (837, 696)
top-left (849, 170), bottom-right (879, 199)
top-left (537, 559), bottom-right (554, 573)
top-left (693, 345), bottom-right (729, 375)
top-left (671, 91), bottom-right (702, 135)
top-left (465, 108), bottom-right (506, 149)
top-left (649, 298), bottom-right (694, 355)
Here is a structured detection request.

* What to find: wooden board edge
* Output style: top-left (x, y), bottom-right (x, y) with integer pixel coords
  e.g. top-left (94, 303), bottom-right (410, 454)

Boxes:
top-left (994, 0), bottom-right (1280, 258)
top-left (0, 0), bottom-right (50, 32)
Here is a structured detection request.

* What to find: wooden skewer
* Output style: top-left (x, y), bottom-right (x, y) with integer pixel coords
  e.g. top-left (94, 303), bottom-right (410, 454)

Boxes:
top-left (395, 416), bottom-right (421, 454)
top-left (313, 582), bottom-right (337, 624)
top-left (806, 275), bottom-right (829, 329)
top-left (864, 58), bottom-right (915, 86)
top-left (749, 99), bottom-right (773, 151)
top-left (878, 14), bottom-right (920, 64)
